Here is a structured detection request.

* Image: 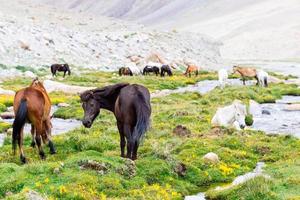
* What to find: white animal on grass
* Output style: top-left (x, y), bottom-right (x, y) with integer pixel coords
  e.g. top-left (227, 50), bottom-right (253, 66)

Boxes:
top-left (218, 69), bottom-right (228, 89)
top-left (257, 70), bottom-right (268, 87)
top-left (211, 100), bottom-right (247, 130)
top-left (126, 62), bottom-right (142, 75)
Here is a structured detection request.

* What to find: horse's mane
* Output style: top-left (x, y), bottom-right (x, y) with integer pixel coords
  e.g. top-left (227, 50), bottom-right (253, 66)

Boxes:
top-left (80, 83), bottom-right (130, 102)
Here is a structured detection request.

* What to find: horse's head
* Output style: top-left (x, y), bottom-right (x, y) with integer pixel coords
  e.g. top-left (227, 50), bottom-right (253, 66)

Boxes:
top-left (30, 78), bottom-right (46, 91)
top-left (80, 90), bottom-right (101, 128)
top-left (233, 100), bottom-right (247, 129)
top-left (232, 66), bottom-right (239, 74)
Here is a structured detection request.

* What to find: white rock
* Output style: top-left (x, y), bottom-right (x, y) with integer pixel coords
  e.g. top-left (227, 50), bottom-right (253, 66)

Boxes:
top-left (203, 152), bottom-right (219, 164)
top-left (58, 103), bottom-right (70, 107)
top-left (0, 88), bottom-right (15, 95)
top-left (43, 80), bottom-right (95, 94)
top-left (284, 104), bottom-right (300, 111)
top-left (0, 112), bottom-right (14, 119)
top-left (24, 71), bottom-right (36, 78)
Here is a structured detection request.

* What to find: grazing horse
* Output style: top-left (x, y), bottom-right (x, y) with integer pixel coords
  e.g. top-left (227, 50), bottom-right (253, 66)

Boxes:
top-left (13, 79), bottom-right (56, 163)
top-left (160, 65), bottom-right (173, 77)
top-left (80, 83), bottom-right (151, 160)
top-left (119, 67), bottom-right (133, 76)
top-left (233, 66), bottom-right (258, 85)
top-left (211, 100), bottom-right (247, 130)
top-left (184, 65), bottom-right (199, 77)
top-left (218, 69), bottom-right (228, 89)
top-left (143, 66), bottom-right (160, 76)
top-left (257, 70), bottom-right (268, 87)
top-left (51, 64), bottom-right (71, 77)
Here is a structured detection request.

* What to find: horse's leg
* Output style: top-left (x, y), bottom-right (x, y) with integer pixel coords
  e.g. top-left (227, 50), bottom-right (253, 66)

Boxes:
top-left (35, 121), bottom-right (46, 160)
top-left (255, 76), bottom-right (259, 86)
top-left (30, 124), bottom-right (36, 148)
top-left (189, 72), bottom-right (191, 78)
top-left (43, 121), bottom-right (56, 154)
top-left (242, 77), bottom-right (246, 85)
top-left (132, 141), bottom-right (138, 160)
top-left (124, 124), bottom-right (133, 159)
top-left (117, 121), bottom-right (125, 158)
top-left (195, 70), bottom-right (199, 77)
top-left (19, 127), bottom-right (27, 163)
top-left (63, 71), bottom-right (66, 78)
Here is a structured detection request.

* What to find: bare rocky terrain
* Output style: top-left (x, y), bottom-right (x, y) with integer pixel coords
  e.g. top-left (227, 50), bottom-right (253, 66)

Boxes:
top-left (34, 0), bottom-right (300, 63)
top-left (0, 0), bottom-right (222, 71)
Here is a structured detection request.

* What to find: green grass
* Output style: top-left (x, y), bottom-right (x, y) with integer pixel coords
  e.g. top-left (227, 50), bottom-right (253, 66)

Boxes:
top-left (0, 71), bottom-right (299, 199)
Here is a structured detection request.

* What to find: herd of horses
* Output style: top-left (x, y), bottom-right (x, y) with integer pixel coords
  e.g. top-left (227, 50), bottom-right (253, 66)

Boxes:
top-left (11, 63), bottom-right (269, 163)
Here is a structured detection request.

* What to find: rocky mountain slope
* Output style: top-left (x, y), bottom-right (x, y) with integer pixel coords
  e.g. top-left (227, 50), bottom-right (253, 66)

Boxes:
top-left (34, 0), bottom-right (300, 61)
top-left (0, 0), bottom-right (222, 71)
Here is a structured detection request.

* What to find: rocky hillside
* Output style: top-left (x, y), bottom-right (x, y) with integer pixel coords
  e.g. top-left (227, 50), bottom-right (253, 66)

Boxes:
top-left (34, 0), bottom-right (300, 61)
top-left (0, 0), bottom-right (222, 71)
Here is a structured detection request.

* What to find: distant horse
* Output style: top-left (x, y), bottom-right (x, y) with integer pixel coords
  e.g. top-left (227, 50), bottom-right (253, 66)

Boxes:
top-left (211, 100), bottom-right (247, 130)
top-left (218, 69), bottom-right (228, 89)
top-left (257, 70), bottom-right (268, 87)
top-left (233, 66), bottom-right (258, 85)
top-left (184, 65), bottom-right (199, 77)
top-left (51, 64), bottom-right (71, 77)
top-left (80, 83), bottom-right (151, 160)
top-left (119, 67), bottom-right (133, 76)
top-left (143, 66), bottom-right (160, 76)
top-left (160, 65), bottom-right (173, 77)
top-left (13, 78), bottom-right (56, 163)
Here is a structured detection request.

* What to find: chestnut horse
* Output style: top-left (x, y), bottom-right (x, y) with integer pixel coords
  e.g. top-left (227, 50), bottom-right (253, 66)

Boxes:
top-left (13, 79), bottom-right (56, 163)
top-left (80, 83), bottom-right (151, 160)
top-left (233, 66), bottom-right (258, 85)
top-left (184, 65), bottom-right (199, 77)
top-left (51, 64), bottom-right (71, 77)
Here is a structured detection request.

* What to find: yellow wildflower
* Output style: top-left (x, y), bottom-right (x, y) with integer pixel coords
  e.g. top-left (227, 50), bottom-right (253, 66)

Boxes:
top-left (59, 185), bottom-right (67, 194)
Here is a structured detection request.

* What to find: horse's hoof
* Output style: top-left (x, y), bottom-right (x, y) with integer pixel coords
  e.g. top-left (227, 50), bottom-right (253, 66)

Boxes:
top-left (50, 150), bottom-right (57, 155)
top-left (39, 152), bottom-right (46, 160)
top-left (30, 142), bottom-right (36, 148)
top-left (20, 156), bottom-right (27, 164)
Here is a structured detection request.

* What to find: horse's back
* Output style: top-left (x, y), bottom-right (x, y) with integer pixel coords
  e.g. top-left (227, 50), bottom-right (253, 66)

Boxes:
top-left (117, 85), bottom-right (150, 123)
top-left (14, 87), bottom-right (50, 120)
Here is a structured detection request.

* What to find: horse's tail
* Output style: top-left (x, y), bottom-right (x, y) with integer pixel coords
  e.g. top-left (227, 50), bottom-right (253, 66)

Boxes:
top-left (12, 99), bottom-right (27, 154)
top-left (68, 68), bottom-right (71, 75)
top-left (132, 94), bottom-right (151, 145)
top-left (264, 77), bottom-right (268, 87)
top-left (50, 65), bottom-right (55, 74)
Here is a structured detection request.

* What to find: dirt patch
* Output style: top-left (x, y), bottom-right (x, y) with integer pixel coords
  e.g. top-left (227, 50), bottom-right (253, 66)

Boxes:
top-left (173, 125), bottom-right (191, 137)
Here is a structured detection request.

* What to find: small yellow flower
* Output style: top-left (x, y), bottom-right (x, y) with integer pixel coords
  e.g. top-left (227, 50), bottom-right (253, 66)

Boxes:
top-left (23, 187), bottom-right (30, 193)
top-left (44, 178), bottom-right (49, 184)
top-left (59, 185), bottom-right (67, 194)
top-left (35, 182), bottom-right (42, 188)
top-left (100, 193), bottom-right (107, 200)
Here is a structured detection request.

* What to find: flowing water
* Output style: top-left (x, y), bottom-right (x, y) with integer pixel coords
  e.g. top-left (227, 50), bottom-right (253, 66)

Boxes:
top-left (185, 162), bottom-right (267, 200)
top-left (252, 95), bottom-right (300, 138)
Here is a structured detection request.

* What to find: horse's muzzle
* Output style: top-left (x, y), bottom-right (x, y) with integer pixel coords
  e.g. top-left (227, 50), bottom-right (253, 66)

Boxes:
top-left (82, 119), bottom-right (92, 128)
top-left (240, 124), bottom-right (246, 129)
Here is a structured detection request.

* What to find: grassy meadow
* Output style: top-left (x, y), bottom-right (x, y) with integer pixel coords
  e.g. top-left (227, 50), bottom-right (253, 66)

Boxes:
top-left (0, 69), bottom-right (299, 199)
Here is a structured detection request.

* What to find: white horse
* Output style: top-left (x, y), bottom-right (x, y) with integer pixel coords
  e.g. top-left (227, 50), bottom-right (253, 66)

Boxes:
top-left (257, 70), bottom-right (268, 87)
top-left (218, 69), bottom-right (228, 89)
top-left (126, 62), bottom-right (142, 75)
top-left (211, 100), bottom-right (247, 130)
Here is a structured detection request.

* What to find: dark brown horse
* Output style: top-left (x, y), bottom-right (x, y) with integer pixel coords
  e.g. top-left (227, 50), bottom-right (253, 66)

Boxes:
top-left (160, 65), bottom-right (173, 77)
top-left (51, 64), bottom-right (71, 77)
top-left (80, 83), bottom-right (151, 160)
top-left (13, 79), bottom-right (56, 163)
top-left (119, 67), bottom-right (133, 76)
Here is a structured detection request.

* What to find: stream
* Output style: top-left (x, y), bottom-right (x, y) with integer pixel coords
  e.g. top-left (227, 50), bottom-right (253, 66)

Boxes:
top-left (185, 162), bottom-right (267, 200)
